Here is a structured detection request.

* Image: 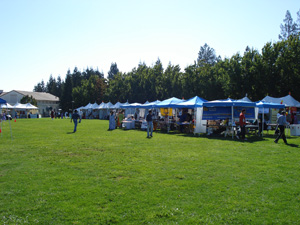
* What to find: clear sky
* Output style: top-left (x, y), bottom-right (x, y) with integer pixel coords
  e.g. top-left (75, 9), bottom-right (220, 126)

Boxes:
top-left (0, 0), bottom-right (299, 92)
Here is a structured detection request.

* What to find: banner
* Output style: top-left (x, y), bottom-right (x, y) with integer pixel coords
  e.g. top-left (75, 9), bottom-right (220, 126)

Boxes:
top-left (202, 107), bottom-right (231, 120)
top-left (160, 108), bottom-right (173, 116)
top-left (202, 106), bottom-right (255, 120)
top-left (233, 107), bottom-right (255, 119)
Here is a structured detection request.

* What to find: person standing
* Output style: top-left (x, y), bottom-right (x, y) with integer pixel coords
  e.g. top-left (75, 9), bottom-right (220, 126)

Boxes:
top-left (50, 110), bottom-right (54, 120)
top-left (237, 109), bottom-right (247, 140)
top-left (117, 110), bottom-right (124, 128)
top-left (146, 110), bottom-right (153, 138)
top-left (71, 110), bottom-right (80, 133)
top-left (109, 111), bottom-right (116, 130)
top-left (274, 111), bottom-right (289, 144)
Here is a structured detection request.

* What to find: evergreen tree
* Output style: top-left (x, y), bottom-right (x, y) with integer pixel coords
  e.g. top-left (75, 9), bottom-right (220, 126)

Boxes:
top-left (60, 72), bottom-right (73, 111)
top-left (197, 43), bottom-right (217, 66)
top-left (279, 10), bottom-right (298, 40)
top-left (108, 62), bottom-right (119, 80)
top-left (20, 95), bottom-right (37, 106)
top-left (33, 80), bottom-right (46, 92)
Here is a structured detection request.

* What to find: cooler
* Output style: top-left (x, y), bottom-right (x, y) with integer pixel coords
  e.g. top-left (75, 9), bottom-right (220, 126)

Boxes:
top-left (290, 124), bottom-right (300, 136)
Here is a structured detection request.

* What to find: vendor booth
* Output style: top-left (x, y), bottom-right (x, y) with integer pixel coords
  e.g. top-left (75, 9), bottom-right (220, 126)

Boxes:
top-left (153, 97), bottom-right (184, 132)
top-left (262, 95), bottom-right (300, 123)
top-left (175, 96), bottom-right (207, 134)
top-left (0, 98), bottom-right (8, 119)
top-left (13, 102), bottom-right (39, 118)
top-left (255, 101), bottom-right (285, 136)
top-left (202, 98), bottom-right (257, 138)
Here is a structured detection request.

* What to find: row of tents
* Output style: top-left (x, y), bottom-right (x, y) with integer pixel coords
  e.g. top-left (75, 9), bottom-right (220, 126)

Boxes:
top-left (77, 95), bottom-right (299, 111)
top-left (0, 101), bottom-right (38, 110)
top-left (76, 95), bottom-right (297, 137)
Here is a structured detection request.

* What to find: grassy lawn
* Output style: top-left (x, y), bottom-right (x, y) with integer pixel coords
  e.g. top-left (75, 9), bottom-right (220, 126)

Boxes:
top-left (1, 118), bottom-right (300, 224)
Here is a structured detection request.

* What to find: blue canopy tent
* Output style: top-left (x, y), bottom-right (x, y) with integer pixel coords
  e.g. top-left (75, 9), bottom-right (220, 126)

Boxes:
top-left (0, 98), bottom-right (13, 140)
top-left (0, 98), bottom-right (7, 114)
top-left (0, 98), bottom-right (6, 104)
top-left (202, 98), bottom-right (257, 138)
top-left (152, 97), bottom-right (184, 132)
top-left (153, 97), bottom-right (184, 108)
top-left (175, 96), bottom-right (207, 108)
top-left (120, 102), bottom-right (143, 117)
top-left (174, 96), bottom-right (208, 134)
top-left (256, 101), bottom-right (285, 136)
top-left (140, 100), bottom-right (161, 109)
top-left (120, 102), bottom-right (142, 108)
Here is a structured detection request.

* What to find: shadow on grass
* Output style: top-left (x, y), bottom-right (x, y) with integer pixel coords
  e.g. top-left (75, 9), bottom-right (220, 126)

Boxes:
top-left (114, 128), bottom-right (300, 145)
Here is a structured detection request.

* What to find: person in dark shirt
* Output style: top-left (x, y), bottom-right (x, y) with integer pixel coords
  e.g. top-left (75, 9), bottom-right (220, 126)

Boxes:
top-left (274, 111), bottom-right (289, 144)
top-left (146, 110), bottom-right (153, 138)
top-left (71, 110), bottom-right (80, 132)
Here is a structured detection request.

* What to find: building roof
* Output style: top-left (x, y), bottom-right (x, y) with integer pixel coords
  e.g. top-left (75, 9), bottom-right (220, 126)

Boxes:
top-left (3, 90), bottom-right (59, 101)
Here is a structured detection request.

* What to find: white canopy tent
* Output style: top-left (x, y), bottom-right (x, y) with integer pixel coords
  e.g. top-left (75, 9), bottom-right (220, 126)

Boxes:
top-left (262, 95), bottom-right (300, 107)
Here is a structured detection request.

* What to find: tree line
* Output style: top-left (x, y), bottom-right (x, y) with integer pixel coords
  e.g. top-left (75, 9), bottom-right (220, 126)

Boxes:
top-left (34, 10), bottom-right (300, 111)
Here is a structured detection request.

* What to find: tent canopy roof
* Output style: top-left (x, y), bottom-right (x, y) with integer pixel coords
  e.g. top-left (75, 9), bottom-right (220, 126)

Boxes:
top-left (203, 98), bottom-right (256, 107)
top-left (140, 100), bottom-right (161, 109)
top-left (175, 96), bottom-right (207, 108)
top-left (262, 95), bottom-right (300, 107)
top-left (256, 100), bottom-right (285, 109)
top-left (0, 98), bottom-right (6, 104)
top-left (154, 97), bottom-right (184, 108)
top-left (121, 102), bottom-right (142, 108)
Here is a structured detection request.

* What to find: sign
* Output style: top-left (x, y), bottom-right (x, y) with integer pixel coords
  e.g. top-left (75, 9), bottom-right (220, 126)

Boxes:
top-left (234, 107), bottom-right (255, 119)
top-left (202, 106), bottom-right (255, 120)
top-left (202, 107), bottom-right (231, 120)
top-left (160, 108), bottom-right (173, 116)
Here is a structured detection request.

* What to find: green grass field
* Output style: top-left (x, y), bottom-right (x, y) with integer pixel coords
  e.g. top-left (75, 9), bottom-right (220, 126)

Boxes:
top-left (1, 118), bottom-right (300, 224)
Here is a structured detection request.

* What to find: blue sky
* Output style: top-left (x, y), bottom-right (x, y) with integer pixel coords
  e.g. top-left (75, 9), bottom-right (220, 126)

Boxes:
top-left (1, 0), bottom-right (299, 92)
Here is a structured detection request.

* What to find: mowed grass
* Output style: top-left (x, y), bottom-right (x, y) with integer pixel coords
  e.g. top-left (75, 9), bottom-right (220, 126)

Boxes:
top-left (1, 118), bottom-right (300, 224)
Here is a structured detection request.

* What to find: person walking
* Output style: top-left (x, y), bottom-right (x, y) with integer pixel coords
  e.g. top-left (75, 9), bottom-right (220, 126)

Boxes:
top-left (237, 109), bottom-right (247, 140)
top-left (71, 109), bottom-right (80, 133)
top-left (274, 111), bottom-right (289, 144)
top-left (146, 110), bottom-right (153, 138)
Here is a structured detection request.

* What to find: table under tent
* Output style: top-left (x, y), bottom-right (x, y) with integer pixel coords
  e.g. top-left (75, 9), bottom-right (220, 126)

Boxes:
top-left (202, 98), bottom-right (257, 138)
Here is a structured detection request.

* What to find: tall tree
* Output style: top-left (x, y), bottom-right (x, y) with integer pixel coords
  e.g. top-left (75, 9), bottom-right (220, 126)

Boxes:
top-left (279, 10), bottom-right (298, 40)
top-left (46, 75), bottom-right (57, 96)
top-left (108, 62), bottom-right (119, 80)
top-left (60, 71), bottom-right (73, 111)
top-left (197, 43), bottom-right (217, 66)
top-left (33, 80), bottom-right (46, 92)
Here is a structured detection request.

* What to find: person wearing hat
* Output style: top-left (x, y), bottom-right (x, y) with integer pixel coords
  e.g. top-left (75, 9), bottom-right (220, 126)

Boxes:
top-left (146, 110), bottom-right (153, 138)
top-left (274, 110), bottom-right (289, 144)
top-left (71, 109), bottom-right (80, 133)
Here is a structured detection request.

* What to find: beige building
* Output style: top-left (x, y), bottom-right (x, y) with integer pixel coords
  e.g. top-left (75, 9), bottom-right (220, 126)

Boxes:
top-left (0, 90), bottom-right (59, 117)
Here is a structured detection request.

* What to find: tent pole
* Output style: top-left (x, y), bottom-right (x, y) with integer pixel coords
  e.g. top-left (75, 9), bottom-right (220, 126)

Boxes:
top-left (232, 106), bottom-right (234, 139)
top-left (9, 118), bottom-right (13, 141)
top-left (168, 107), bottom-right (170, 133)
top-left (262, 108), bottom-right (264, 137)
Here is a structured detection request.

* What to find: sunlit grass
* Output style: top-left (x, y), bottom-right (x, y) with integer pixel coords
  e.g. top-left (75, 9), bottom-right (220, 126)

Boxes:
top-left (1, 118), bottom-right (300, 224)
